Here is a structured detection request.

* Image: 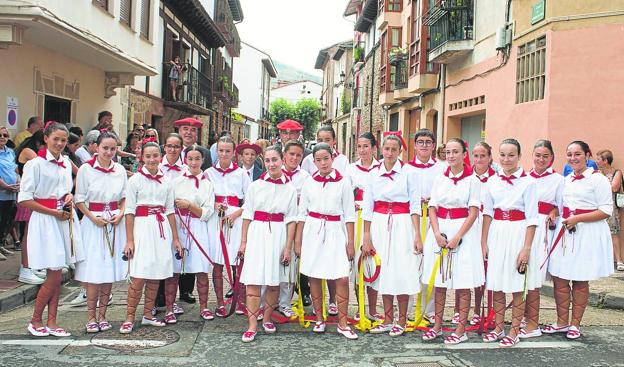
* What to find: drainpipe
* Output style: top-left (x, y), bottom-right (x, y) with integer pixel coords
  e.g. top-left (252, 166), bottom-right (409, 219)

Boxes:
top-left (369, 46), bottom-right (375, 133)
top-left (438, 64), bottom-right (446, 142)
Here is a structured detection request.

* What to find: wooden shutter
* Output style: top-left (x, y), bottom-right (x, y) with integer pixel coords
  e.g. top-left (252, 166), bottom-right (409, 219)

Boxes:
top-left (140, 0), bottom-right (150, 37)
top-left (93, 0), bottom-right (108, 10)
top-left (120, 0), bottom-right (132, 26)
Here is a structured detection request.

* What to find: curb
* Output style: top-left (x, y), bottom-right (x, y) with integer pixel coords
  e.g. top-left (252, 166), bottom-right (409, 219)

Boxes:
top-left (0, 271), bottom-right (73, 313)
top-left (541, 283), bottom-right (624, 310)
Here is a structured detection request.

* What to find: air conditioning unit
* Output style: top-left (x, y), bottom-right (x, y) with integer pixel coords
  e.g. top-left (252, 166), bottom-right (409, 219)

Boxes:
top-left (0, 24), bottom-right (24, 46)
top-left (495, 26), bottom-right (510, 50)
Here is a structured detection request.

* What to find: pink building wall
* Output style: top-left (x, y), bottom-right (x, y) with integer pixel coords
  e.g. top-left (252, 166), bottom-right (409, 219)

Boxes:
top-left (444, 23), bottom-right (624, 170)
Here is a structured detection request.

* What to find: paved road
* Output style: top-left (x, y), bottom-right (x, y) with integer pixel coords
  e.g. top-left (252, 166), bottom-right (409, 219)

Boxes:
top-left (1, 282), bottom-right (623, 367)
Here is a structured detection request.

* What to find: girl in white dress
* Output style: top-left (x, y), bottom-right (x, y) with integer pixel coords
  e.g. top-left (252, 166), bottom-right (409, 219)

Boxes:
top-left (120, 142), bottom-right (183, 334)
top-left (421, 138), bottom-right (483, 344)
top-left (520, 140), bottom-right (564, 339)
top-left (204, 136), bottom-right (251, 317)
top-left (19, 122), bottom-right (84, 337)
top-left (295, 143), bottom-right (357, 340)
top-left (277, 140), bottom-right (310, 318)
top-left (75, 132), bottom-right (128, 333)
top-left (159, 133), bottom-right (187, 180)
top-left (545, 141), bottom-right (613, 339)
top-left (164, 146), bottom-right (215, 324)
top-left (481, 139), bottom-right (538, 348)
top-left (300, 126), bottom-right (350, 316)
top-left (238, 147), bottom-right (298, 342)
top-left (345, 132), bottom-right (381, 321)
top-left (363, 134), bottom-right (423, 337)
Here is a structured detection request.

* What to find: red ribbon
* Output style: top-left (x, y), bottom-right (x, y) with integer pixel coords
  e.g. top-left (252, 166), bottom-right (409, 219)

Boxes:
top-left (282, 168), bottom-right (299, 181)
top-left (259, 172), bottom-right (289, 184)
top-left (475, 166), bottom-right (496, 183)
top-left (37, 148), bottom-right (66, 168)
top-left (142, 137), bottom-right (157, 145)
top-left (444, 165), bottom-right (473, 185)
top-left (214, 162), bottom-right (239, 176)
top-left (135, 205), bottom-right (166, 239)
top-left (139, 169), bottom-right (163, 184)
top-left (499, 171), bottom-right (526, 185)
top-left (87, 155), bottom-right (114, 173)
top-left (571, 174), bottom-right (585, 182)
top-left (409, 157), bottom-right (437, 169)
top-left (163, 164), bottom-right (182, 172)
top-left (383, 131), bottom-right (407, 150)
top-left (312, 170), bottom-right (343, 187)
top-left (183, 172), bottom-right (201, 188)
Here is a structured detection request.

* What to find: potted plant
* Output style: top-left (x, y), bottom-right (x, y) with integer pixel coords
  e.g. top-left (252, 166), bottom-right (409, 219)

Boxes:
top-left (389, 47), bottom-right (407, 65)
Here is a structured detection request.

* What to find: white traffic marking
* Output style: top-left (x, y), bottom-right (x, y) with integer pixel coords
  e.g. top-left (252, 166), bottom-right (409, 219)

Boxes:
top-left (405, 341), bottom-right (582, 350)
top-left (0, 339), bottom-right (167, 347)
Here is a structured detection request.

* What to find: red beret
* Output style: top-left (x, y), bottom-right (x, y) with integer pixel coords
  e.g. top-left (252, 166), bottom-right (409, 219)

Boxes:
top-left (174, 117), bottom-right (203, 129)
top-left (236, 143), bottom-right (262, 156)
top-left (276, 119), bottom-right (303, 131)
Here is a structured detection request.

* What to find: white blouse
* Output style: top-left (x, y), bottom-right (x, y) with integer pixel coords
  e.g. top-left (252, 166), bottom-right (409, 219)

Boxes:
top-left (172, 169), bottom-right (215, 221)
top-left (429, 167), bottom-right (481, 210)
top-left (125, 166), bottom-right (175, 216)
top-left (18, 150), bottom-right (73, 204)
top-left (204, 162), bottom-right (251, 202)
top-left (301, 151), bottom-right (349, 175)
top-left (361, 160), bottom-right (422, 222)
top-left (529, 168), bottom-right (564, 210)
top-left (483, 167), bottom-right (539, 227)
top-left (159, 155), bottom-right (187, 181)
top-left (242, 174), bottom-right (298, 223)
top-left (346, 158), bottom-right (380, 201)
top-left (408, 157), bottom-right (446, 200)
top-left (282, 166), bottom-right (310, 199)
top-left (562, 167), bottom-right (613, 216)
top-left (74, 157), bottom-right (127, 206)
top-left (297, 170), bottom-right (356, 223)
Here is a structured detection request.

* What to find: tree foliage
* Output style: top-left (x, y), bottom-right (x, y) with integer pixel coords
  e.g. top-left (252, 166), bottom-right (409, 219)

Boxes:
top-left (269, 98), bottom-right (321, 140)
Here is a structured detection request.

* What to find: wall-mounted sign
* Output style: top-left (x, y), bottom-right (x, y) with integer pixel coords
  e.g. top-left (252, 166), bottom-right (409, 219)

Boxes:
top-left (531, 0), bottom-right (545, 25)
top-left (6, 96), bottom-right (18, 131)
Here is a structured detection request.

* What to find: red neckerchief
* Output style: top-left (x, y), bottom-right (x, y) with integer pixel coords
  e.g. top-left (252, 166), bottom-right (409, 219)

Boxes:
top-left (313, 170), bottom-right (343, 187)
top-left (139, 167), bottom-right (164, 184)
top-left (355, 159), bottom-right (378, 172)
top-left (474, 166), bottom-right (496, 183)
top-left (499, 170), bottom-right (526, 185)
top-left (214, 162), bottom-right (238, 176)
top-left (37, 148), bottom-right (66, 168)
top-left (444, 165), bottom-right (474, 185)
top-left (378, 160), bottom-right (404, 181)
top-left (572, 169), bottom-right (598, 182)
top-left (161, 156), bottom-right (182, 172)
top-left (530, 167), bottom-right (554, 179)
top-left (409, 156), bottom-right (436, 169)
top-left (282, 167), bottom-right (299, 181)
top-left (87, 155), bottom-right (114, 173)
top-left (183, 171), bottom-right (203, 188)
top-left (332, 149), bottom-right (340, 159)
top-left (260, 172), bottom-right (289, 184)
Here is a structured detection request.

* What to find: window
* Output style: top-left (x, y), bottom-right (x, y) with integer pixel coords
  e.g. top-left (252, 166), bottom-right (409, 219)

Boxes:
top-left (389, 27), bottom-right (402, 89)
top-left (380, 31), bottom-right (387, 92)
top-left (409, 1), bottom-right (420, 76)
top-left (120, 0), bottom-right (132, 26)
top-left (93, 0), bottom-right (108, 9)
top-left (388, 0), bottom-right (402, 11)
top-left (140, 0), bottom-right (150, 38)
top-left (516, 35), bottom-right (546, 103)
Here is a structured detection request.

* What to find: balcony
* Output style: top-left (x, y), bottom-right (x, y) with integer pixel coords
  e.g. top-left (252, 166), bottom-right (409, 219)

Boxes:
top-left (162, 63), bottom-right (213, 114)
top-left (392, 60), bottom-right (409, 100)
top-left (424, 0), bottom-right (474, 64)
top-left (215, 0), bottom-right (241, 57)
top-left (376, 0), bottom-right (403, 30)
top-left (231, 84), bottom-right (239, 108)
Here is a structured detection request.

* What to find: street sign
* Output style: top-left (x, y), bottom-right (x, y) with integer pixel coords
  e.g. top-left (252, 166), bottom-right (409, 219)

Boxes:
top-left (6, 96), bottom-right (18, 131)
top-left (531, 0), bottom-right (545, 25)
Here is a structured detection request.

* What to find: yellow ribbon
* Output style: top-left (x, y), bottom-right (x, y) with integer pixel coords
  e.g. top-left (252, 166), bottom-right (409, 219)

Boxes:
top-left (321, 279), bottom-right (327, 321)
top-left (407, 247), bottom-right (447, 331)
top-left (292, 261), bottom-right (311, 328)
top-left (409, 203), bottom-right (429, 330)
top-left (421, 202), bottom-right (428, 243)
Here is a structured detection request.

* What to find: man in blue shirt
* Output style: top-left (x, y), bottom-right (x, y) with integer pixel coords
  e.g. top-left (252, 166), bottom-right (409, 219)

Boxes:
top-left (0, 128), bottom-right (18, 260)
top-left (563, 159), bottom-right (598, 176)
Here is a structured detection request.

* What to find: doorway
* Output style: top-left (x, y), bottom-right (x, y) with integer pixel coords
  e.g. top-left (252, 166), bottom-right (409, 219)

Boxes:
top-left (460, 114), bottom-right (485, 153)
top-left (44, 95), bottom-right (71, 124)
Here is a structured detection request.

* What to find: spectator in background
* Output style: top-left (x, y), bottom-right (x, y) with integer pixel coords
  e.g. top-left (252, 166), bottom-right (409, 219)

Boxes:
top-left (64, 133), bottom-right (82, 168)
top-left (144, 128), bottom-right (159, 143)
top-left (236, 143), bottom-right (263, 181)
top-left (254, 139), bottom-right (270, 170)
top-left (563, 158), bottom-right (598, 176)
top-left (69, 126), bottom-right (83, 140)
top-left (14, 116), bottom-right (43, 148)
top-left (436, 144), bottom-right (447, 165)
top-left (75, 130), bottom-right (100, 165)
top-left (0, 127), bottom-right (18, 260)
top-left (175, 118), bottom-right (212, 170)
top-left (210, 130), bottom-right (231, 164)
top-left (133, 124), bottom-right (145, 140)
top-left (596, 149), bottom-right (624, 271)
top-left (121, 133), bottom-right (141, 172)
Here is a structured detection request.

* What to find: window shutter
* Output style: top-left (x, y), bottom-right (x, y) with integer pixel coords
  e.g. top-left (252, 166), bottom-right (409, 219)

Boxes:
top-left (94, 0), bottom-right (108, 9)
top-left (120, 0), bottom-right (132, 26)
top-left (140, 0), bottom-right (150, 37)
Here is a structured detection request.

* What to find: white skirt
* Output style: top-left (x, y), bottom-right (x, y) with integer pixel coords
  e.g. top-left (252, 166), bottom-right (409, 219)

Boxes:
top-left (548, 219), bottom-right (614, 281)
top-left (422, 216), bottom-right (484, 289)
top-left (128, 215), bottom-right (173, 280)
top-left (207, 206), bottom-right (243, 266)
top-left (300, 217), bottom-right (350, 280)
top-left (75, 209), bottom-right (127, 283)
top-left (350, 208), bottom-right (365, 283)
top-left (27, 210), bottom-right (85, 270)
top-left (526, 214), bottom-right (558, 289)
top-left (486, 219), bottom-right (530, 293)
top-left (240, 221), bottom-right (288, 286)
top-left (370, 212), bottom-right (421, 295)
top-left (173, 215), bottom-right (212, 274)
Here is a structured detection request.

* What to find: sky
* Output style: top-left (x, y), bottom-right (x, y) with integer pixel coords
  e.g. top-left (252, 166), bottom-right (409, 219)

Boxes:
top-left (237, 0), bottom-right (355, 76)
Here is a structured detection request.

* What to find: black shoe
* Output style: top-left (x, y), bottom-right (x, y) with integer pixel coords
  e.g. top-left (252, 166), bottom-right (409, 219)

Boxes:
top-left (225, 288), bottom-right (234, 299)
top-left (302, 294), bottom-right (312, 307)
top-left (13, 241), bottom-right (21, 251)
top-left (155, 295), bottom-right (165, 308)
top-left (179, 292), bottom-right (196, 304)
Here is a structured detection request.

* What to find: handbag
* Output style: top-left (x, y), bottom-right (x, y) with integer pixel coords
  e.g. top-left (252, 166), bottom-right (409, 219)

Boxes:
top-left (616, 170), bottom-right (624, 208)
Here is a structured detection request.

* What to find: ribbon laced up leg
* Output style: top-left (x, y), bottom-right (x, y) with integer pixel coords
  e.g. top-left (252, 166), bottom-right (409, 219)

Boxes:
top-left (456, 289), bottom-right (471, 336)
top-left (434, 287), bottom-right (447, 330)
top-left (571, 281), bottom-right (589, 328)
top-left (263, 286), bottom-right (279, 322)
top-left (309, 278), bottom-right (324, 322)
top-left (143, 280), bottom-right (160, 318)
top-left (523, 289), bottom-right (541, 331)
top-left (31, 270), bottom-right (61, 327)
top-left (245, 287), bottom-right (262, 331)
top-left (335, 278), bottom-right (350, 328)
top-left (212, 266), bottom-right (224, 307)
top-left (552, 276), bottom-right (571, 326)
top-left (126, 278), bottom-right (145, 322)
top-left (382, 295), bottom-right (395, 325)
top-left (86, 283), bottom-right (99, 324)
top-left (493, 291), bottom-right (506, 334)
top-left (196, 273), bottom-right (209, 310)
top-left (165, 274), bottom-right (180, 313)
top-left (98, 283), bottom-right (113, 322)
top-left (509, 292), bottom-right (526, 338)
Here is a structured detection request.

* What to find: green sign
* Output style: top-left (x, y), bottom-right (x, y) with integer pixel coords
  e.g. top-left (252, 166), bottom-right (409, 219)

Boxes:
top-left (531, 0), bottom-right (545, 25)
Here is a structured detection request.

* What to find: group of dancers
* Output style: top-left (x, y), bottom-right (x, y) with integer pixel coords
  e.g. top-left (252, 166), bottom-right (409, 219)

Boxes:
top-left (19, 118), bottom-right (613, 347)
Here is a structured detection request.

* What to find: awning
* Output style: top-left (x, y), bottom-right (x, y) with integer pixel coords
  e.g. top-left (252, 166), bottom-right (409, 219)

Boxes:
top-left (0, 1), bottom-right (157, 75)
top-left (354, 0), bottom-right (378, 32)
top-left (164, 0), bottom-right (226, 48)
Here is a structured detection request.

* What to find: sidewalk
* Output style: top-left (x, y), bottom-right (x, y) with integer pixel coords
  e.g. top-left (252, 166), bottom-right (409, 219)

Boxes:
top-left (0, 247), bottom-right (71, 313)
top-left (541, 271), bottom-right (624, 309)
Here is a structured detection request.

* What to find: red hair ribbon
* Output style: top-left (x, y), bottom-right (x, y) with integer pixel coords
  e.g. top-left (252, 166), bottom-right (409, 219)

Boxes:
top-left (142, 137), bottom-right (157, 145)
top-left (383, 131), bottom-right (407, 150)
